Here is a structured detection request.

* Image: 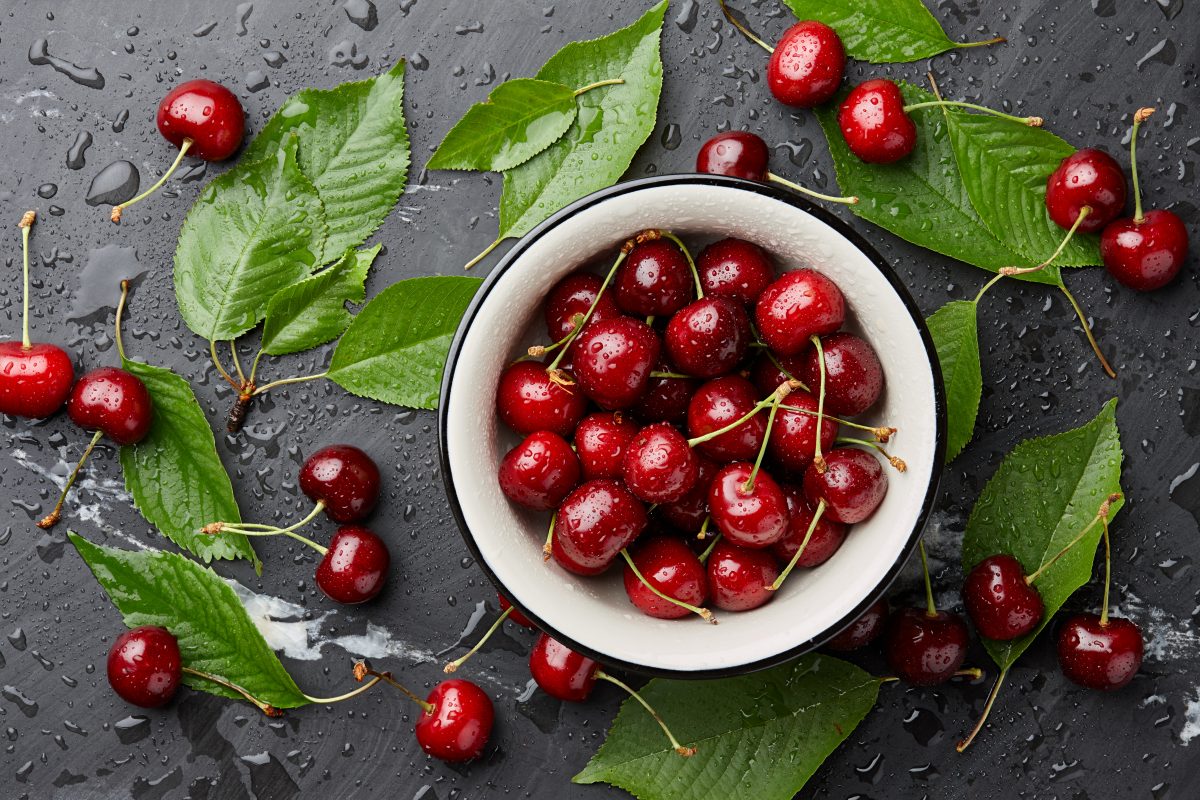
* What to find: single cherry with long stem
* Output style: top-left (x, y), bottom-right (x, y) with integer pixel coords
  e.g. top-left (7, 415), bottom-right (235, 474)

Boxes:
top-left (884, 541), bottom-right (969, 686)
top-left (696, 131), bottom-right (858, 205)
top-left (621, 537), bottom-right (714, 623)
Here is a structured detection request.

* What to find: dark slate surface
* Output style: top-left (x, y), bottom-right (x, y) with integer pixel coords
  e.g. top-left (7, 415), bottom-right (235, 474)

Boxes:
top-left (1, 1), bottom-right (1197, 798)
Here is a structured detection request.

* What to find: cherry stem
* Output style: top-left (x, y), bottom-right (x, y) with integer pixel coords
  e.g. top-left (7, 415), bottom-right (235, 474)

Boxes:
top-left (812, 335), bottom-right (828, 472)
top-left (919, 539), bottom-right (937, 617)
top-left (115, 280), bottom-right (131, 362)
top-left (248, 349), bottom-right (265, 385)
top-left (354, 662), bottom-right (435, 714)
top-left (650, 370), bottom-right (692, 380)
top-left (837, 436), bottom-right (907, 472)
top-left (463, 237), bottom-right (502, 271)
top-left (444, 606), bottom-right (513, 674)
top-left (764, 349), bottom-right (810, 392)
top-left (251, 371), bottom-right (328, 397)
top-left (779, 403), bottom-right (895, 442)
top-left (743, 385), bottom-right (789, 493)
top-left (209, 502), bottom-right (329, 555)
top-left (695, 515), bottom-right (711, 541)
top-left (769, 499), bottom-right (826, 591)
top-left (656, 230), bottom-right (703, 299)
top-left (37, 429), bottom-right (104, 529)
top-left (112, 138), bottom-right (193, 223)
top-left (546, 234), bottom-right (640, 373)
top-left (182, 666), bottom-right (283, 716)
top-left (230, 341), bottom-right (247, 385)
top-left (698, 532), bottom-right (722, 563)
top-left (767, 172), bottom-right (860, 206)
top-left (956, 667), bottom-right (1009, 752)
top-left (902, 100), bottom-right (1042, 127)
top-left (973, 272), bottom-right (1005, 305)
top-left (717, 0), bottom-right (773, 54)
top-left (543, 513), bottom-right (556, 561)
top-left (1024, 493), bottom-right (1120, 585)
top-left (685, 379), bottom-right (799, 447)
top-left (573, 78), bottom-right (624, 97)
top-left (955, 35), bottom-right (1006, 49)
top-left (1129, 107), bottom-right (1155, 223)
top-left (1058, 280), bottom-right (1116, 379)
top-left (1001, 207), bottom-right (1091, 278)
top-left (526, 321), bottom-right (581, 361)
top-left (880, 667), bottom-right (983, 684)
top-left (209, 340), bottom-right (240, 390)
top-left (620, 549), bottom-right (716, 623)
top-left (18, 210), bottom-right (34, 348)
top-left (594, 669), bottom-right (697, 756)
top-left (301, 674), bottom-right (383, 705)
top-left (1100, 511), bottom-right (1112, 627)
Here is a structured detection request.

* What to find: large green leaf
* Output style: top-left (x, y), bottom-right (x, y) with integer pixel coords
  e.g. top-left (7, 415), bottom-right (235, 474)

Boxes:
top-left (962, 399), bottom-right (1124, 669)
top-left (428, 78), bottom-right (579, 173)
top-left (260, 245), bottom-right (380, 356)
top-left (174, 137), bottom-right (326, 342)
top-left (327, 276), bottom-right (482, 409)
top-left (70, 534), bottom-right (307, 709)
top-left (927, 300), bottom-right (982, 462)
top-left (242, 60), bottom-right (409, 262)
top-left (498, 1), bottom-right (666, 240)
top-left (781, 0), bottom-right (993, 62)
top-left (575, 655), bottom-right (878, 799)
top-left (118, 358), bottom-right (259, 569)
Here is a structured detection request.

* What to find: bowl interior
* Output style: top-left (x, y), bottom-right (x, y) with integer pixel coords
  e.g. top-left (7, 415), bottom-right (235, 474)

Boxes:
top-left (442, 179), bottom-right (941, 675)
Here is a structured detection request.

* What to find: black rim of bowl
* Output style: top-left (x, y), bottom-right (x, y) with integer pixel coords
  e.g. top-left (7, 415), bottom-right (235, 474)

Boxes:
top-left (438, 173), bottom-right (948, 679)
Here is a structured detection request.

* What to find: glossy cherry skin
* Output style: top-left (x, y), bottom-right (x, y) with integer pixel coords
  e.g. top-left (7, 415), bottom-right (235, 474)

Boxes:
top-left (495, 361), bottom-right (587, 438)
top-left (774, 487), bottom-right (848, 568)
top-left (633, 360), bottom-right (697, 425)
top-left (572, 318), bottom-right (661, 410)
top-left (0, 341), bottom-right (75, 419)
top-left (543, 271), bottom-right (622, 341)
top-left (664, 297), bottom-right (751, 379)
top-left (622, 536), bottom-right (709, 619)
top-left (687, 376), bottom-right (767, 462)
top-left (621, 423), bottom-right (698, 504)
top-left (749, 351), bottom-right (807, 397)
top-left (156, 79), bottom-right (245, 161)
top-left (708, 463), bottom-right (789, 548)
top-left (68, 367), bottom-right (153, 445)
top-left (1045, 148), bottom-right (1127, 233)
top-left (884, 608), bottom-right (969, 686)
top-left (803, 448), bottom-right (888, 524)
top-left (825, 597), bottom-right (889, 652)
top-left (1057, 614), bottom-right (1143, 691)
top-left (614, 239), bottom-right (694, 317)
top-left (767, 20), bottom-right (845, 108)
top-left (837, 79), bottom-right (917, 164)
top-left (706, 540), bottom-right (780, 611)
top-left (551, 479), bottom-right (648, 575)
top-left (1100, 209), bottom-right (1189, 291)
top-left (299, 444), bottom-right (381, 522)
top-left (574, 412), bottom-right (639, 480)
top-left (755, 270), bottom-right (845, 356)
top-left (766, 390), bottom-right (838, 476)
top-left (107, 626), bottom-right (182, 708)
top-left (696, 131), bottom-right (769, 181)
top-left (697, 238), bottom-right (775, 307)
top-left (414, 679), bottom-right (494, 762)
top-left (659, 455), bottom-right (718, 533)
top-left (498, 595), bottom-right (534, 628)
top-left (315, 525), bottom-right (390, 604)
top-left (530, 632), bottom-right (599, 701)
top-left (498, 431), bottom-right (580, 510)
top-left (799, 333), bottom-right (884, 417)
top-left (963, 554), bottom-right (1044, 641)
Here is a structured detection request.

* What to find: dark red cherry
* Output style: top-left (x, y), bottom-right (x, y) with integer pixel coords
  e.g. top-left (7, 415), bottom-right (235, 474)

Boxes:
top-left (755, 270), bottom-right (845, 356)
top-left (749, 351), bottom-right (806, 397)
top-left (414, 678), bottom-right (494, 762)
top-left (622, 423), bottom-right (698, 504)
top-left (498, 595), bottom-right (534, 628)
top-left (803, 448), bottom-right (888, 524)
top-left (495, 361), bottom-right (587, 438)
top-left (708, 463), bottom-right (789, 548)
top-left (543, 271), bottom-right (622, 341)
top-left (686, 376), bottom-right (766, 462)
top-left (551, 479), bottom-right (647, 575)
top-left (572, 318), bottom-right (661, 410)
top-left (825, 597), bottom-right (889, 652)
top-left (498, 430), bottom-right (581, 511)
top-left (574, 412), bottom-right (639, 480)
top-left (962, 554), bottom-right (1044, 641)
top-left (613, 239), bottom-right (694, 317)
top-left (530, 632), bottom-right (599, 701)
top-left (622, 536), bottom-right (708, 620)
top-left (664, 297), bottom-right (751, 379)
top-left (696, 131), bottom-right (769, 181)
top-left (633, 360), bottom-right (698, 425)
top-left (659, 455), bottom-right (718, 533)
top-left (697, 238), bottom-right (775, 307)
top-left (1045, 148), bottom-right (1127, 233)
top-left (67, 367), bottom-right (153, 445)
top-left (706, 540), bottom-right (780, 611)
top-left (774, 487), bottom-right (848, 568)
top-left (884, 607), bottom-right (969, 686)
top-left (0, 341), bottom-right (75, 419)
top-left (1057, 614), bottom-right (1143, 691)
top-left (767, 20), bottom-right (845, 108)
top-left (1100, 209), bottom-right (1189, 291)
top-left (798, 333), bottom-right (884, 416)
top-left (315, 525), bottom-right (390, 604)
top-left (766, 390), bottom-right (838, 475)
top-left (299, 444), bottom-right (381, 522)
top-left (156, 79), bottom-right (245, 161)
top-left (107, 625), bottom-right (182, 708)
top-left (837, 79), bottom-right (917, 164)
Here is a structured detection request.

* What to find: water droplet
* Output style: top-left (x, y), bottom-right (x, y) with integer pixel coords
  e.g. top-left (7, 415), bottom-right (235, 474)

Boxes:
top-left (28, 38), bottom-right (105, 89)
top-left (193, 21), bottom-right (218, 37)
top-left (85, 161), bottom-right (140, 206)
top-left (246, 70), bottom-right (270, 92)
top-left (344, 0), bottom-right (379, 31)
top-left (36, 183), bottom-right (57, 199)
top-left (235, 3), bottom-right (254, 36)
top-left (66, 131), bottom-right (92, 170)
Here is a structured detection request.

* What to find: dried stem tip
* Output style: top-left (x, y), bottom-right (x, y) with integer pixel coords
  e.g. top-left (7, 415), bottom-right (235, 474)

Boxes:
top-left (18, 210), bottom-right (35, 229)
top-left (1134, 107), bottom-right (1156, 124)
top-left (352, 661), bottom-right (370, 682)
top-left (201, 522), bottom-right (224, 535)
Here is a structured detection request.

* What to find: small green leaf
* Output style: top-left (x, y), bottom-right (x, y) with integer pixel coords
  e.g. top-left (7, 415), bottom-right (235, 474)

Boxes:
top-left (118, 358), bottom-right (259, 569)
top-left (242, 60), bottom-right (409, 262)
top-left (961, 398), bottom-right (1124, 670)
top-left (174, 137), bottom-right (326, 342)
top-left (574, 654), bottom-right (880, 799)
top-left (927, 300), bottom-right (982, 462)
top-left (428, 78), bottom-right (579, 173)
top-left (782, 0), bottom-right (988, 62)
top-left (260, 245), bottom-right (380, 356)
top-left (69, 534), bottom-right (307, 708)
top-left (327, 276), bottom-right (482, 409)
top-left (498, 0), bottom-right (666, 240)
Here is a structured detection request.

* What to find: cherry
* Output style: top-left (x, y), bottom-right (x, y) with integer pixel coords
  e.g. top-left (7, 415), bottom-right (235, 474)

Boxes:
top-left (836, 79), bottom-right (917, 164)
top-left (315, 525), bottom-right (391, 604)
top-left (697, 238), bottom-right (776, 307)
top-left (633, 360), bottom-right (697, 425)
top-left (574, 412), bottom-right (639, 480)
top-left (613, 238), bottom-right (696, 317)
top-left (414, 679), bottom-right (495, 762)
top-left (962, 554), bottom-right (1044, 641)
top-left (443, 594), bottom-right (535, 674)
top-left (543, 271), bottom-right (622, 341)
top-left (696, 131), bottom-right (769, 181)
top-left (803, 447), bottom-right (888, 524)
top-left (1045, 148), bottom-right (1127, 233)
top-left (1057, 614), bottom-right (1143, 691)
top-left (706, 539), bottom-right (780, 611)
top-left (659, 455), bottom-right (718, 533)
top-left (622, 423), bottom-right (698, 504)
top-left (107, 626), bottom-right (182, 708)
top-left (749, 351), bottom-right (806, 397)
top-left (299, 444), bottom-right (381, 522)
top-left (798, 333), bottom-right (884, 417)
top-left (767, 21), bottom-right (845, 108)
top-left (67, 367), bottom-right (154, 446)
top-left (551, 479), bottom-right (647, 575)
top-left (496, 360), bottom-right (587, 438)
top-left (572, 317), bottom-right (661, 410)
top-left (686, 376), bottom-right (767, 462)
top-left (622, 536), bottom-right (709, 620)
top-left (755, 270), bottom-right (845, 356)
top-left (766, 390), bottom-right (838, 475)
top-left (708, 463), bottom-right (789, 548)
top-left (884, 607), bottom-right (970, 686)
top-left (773, 487), bottom-right (847, 568)
top-left (825, 597), bottom-right (888, 652)
top-left (664, 297), bottom-right (751, 378)
top-left (498, 430), bottom-right (581, 510)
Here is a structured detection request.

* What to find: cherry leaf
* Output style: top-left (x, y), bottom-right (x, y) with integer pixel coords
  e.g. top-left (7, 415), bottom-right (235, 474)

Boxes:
top-left (927, 300), bottom-right (982, 462)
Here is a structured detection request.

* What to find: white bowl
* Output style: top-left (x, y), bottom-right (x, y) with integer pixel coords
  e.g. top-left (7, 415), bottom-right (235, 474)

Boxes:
top-left (439, 175), bottom-right (946, 677)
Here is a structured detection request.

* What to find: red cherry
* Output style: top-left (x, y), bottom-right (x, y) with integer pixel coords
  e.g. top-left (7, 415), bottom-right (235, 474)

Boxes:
top-left (530, 632), bottom-right (599, 701)
top-left (686, 376), bottom-right (766, 462)
top-left (837, 79), bottom-right (917, 164)
top-left (1101, 209), bottom-right (1188, 291)
top-left (0, 341), bottom-right (75, 419)
top-left (1057, 614), bottom-right (1143, 691)
top-left (572, 318), bottom-right (661, 410)
top-left (962, 554), bottom-right (1045, 641)
top-left (574, 412), bottom-right (639, 480)
top-left (543, 271), bottom-right (622, 341)
top-left (1044, 148), bottom-right (1127, 233)
top-left (622, 423), bottom-right (698, 504)
top-left (107, 626), bottom-right (182, 708)
top-left (156, 79), bottom-right (245, 161)
top-left (697, 238), bottom-right (776, 307)
top-left (613, 239), bottom-right (695, 317)
top-left (68, 367), bottom-right (153, 445)
top-left (774, 487), bottom-right (848, 568)
top-left (633, 360), bottom-right (698, 425)
top-left (315, 525), bottom-right (390, 604)
top-left (749, 351), bottom-right (806, 397)
top-left (767, 21), bottom-right (845, 108)
top-left (695, 131), bottom-right (769, 181)
top-left (659, 455), bottom-right (718, 533)
top-left (664, 297), bottom-right (751, 378)
top-left (498, 595), bottom-right (534, 628)
top-left (551, 479), bottom-right (647, 575)
top-left (825, 597), bottom-right (889, 652)
top-left (706, 540), bottom-right (780, 611)
top-left (754, 270), bottom-right (845, 356)
top-left (708, 463), bottom-right (789, 548)
top-left (495, 361), bottom-right (587, 438)
top-left (884, 608), bottom-right (969, 686)
top-left (299, 444), bottom-right (381, 522)
top-left (414, 679), bottom-right (494, 762)
top-left (766, 390), bottom-right (838, 475)
top-left (622, 536), bottom-right (709, 620)
top-left (798, 333), bottom-right (884, 416)
top-left (498, 430), bottom-right (581, 511)
top-left (803, 448), bottom-right (888, 524)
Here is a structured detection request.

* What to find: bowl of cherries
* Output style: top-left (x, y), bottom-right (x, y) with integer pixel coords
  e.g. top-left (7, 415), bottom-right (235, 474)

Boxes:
top-left (440, 174), bottom-right (946, 677)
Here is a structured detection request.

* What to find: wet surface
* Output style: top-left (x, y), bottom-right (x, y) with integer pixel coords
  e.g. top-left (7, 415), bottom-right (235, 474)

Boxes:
top-left (0, 0), bottom-right (1198, 798)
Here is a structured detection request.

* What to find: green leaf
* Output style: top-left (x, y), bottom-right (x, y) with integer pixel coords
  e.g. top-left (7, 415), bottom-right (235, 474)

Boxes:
top-left (327, 276), bottom-right (482, 409)
top-left (242, 60), bottom-right (409, 262)
top-left (814, 83), bottom-right (1062, 286)
top-left (781, 0), bottom-right (988, 62)
top-left (497, 1), bottom-right (666, 240)
top-left (961, 399), bottom-right (1124, 669)
top-left (428, 78), bottom-right (579, 173)
top-left (118, 358), bottom-right (259, 569)
top-left (927, 300), bottom-right (982, 462)
top-left (575, 654), bottom-right (879, 799)
top-left (174, 137), bottom-right (326, 342)
top-left (260, 245), bottom-right (380, 356)
top-left (69, 534), bottom-right (307, 709)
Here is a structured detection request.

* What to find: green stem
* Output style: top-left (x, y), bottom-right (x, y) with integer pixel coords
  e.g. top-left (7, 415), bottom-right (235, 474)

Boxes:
top-left (1100, 512), bottom-right (1112, 627)
top-left (230, 341), bottom-right (246, 385)
top-left (688, 381), bottom-right (796, 448)
top-left (902, 100), bottom-right (1041, 127)
top-left (547, 242), bottom-right (632, 372)
top-left (956, 667), bottom-right (1008, 752)
top-left (698, 532), bottom-right (721, 563)
top-left (302, 674), bottom-right (383, 704)
top-left (836, 436), bottom-right (906, 472)
top-left (595, 670), bottom-right (697, 756)
top-left (182, 666), bottom-right (283, 716)
top-left (213, 502), bottom-right (329, 555)
top-left (251, 371), bottom-right (329, 397)
top-left (620, 550), bottom-right (715, 623)
top-left (767, 172), bottom-right (859, 205)
top-left (18, 211), bottom-right (33, 347)
top-left (769, 499), bottom-right (825, 591)
top-left (1129, 107), bottom-right (1155, 223)
top-left (463, 237), bottom-right (502, 271)
top-left (209, 340), bottom-right (239, 389)
top-left (357, 664), bottom-right (435, 714)
top-left (444, 606), bottom-right (513, 673)
top-left (1058, 280), bottom-right (1116, 379)
top-left (650, 371), bottom-right (692, 380)
top-left (1025, 493), bottom-right (1119, 585)
top-left (574, 78), bottom-right (624, 96)
top-left (955, 35), bottom-right (1006, 49)
top-left (695, 515), bottom-right (711, 541)
top-left (812, 335), bottom-right (828, 470)
top-left (1002, 207), bottom-right (1091, 278)
top-left (248, 349), bottom-right (265, 385)
top-left (716, 0), bottom-right (773, 53)
top-left (542, 513), bottom-right (556, 560)
top-left (111, 138), bottom-right (192, 223)
top-left (656, 231), bottom-right (703, 299)
top-left (115, 280), bottom-right (131, 362)
top-left (919, 540), bottom-right (937, 617)
top-left (973, 272), bottom-right (1005, 305)
top-left (37, 429), bottom-right (104, 529)
top-left (742, 391), bottom-right (783, 493)
top-left (778, 404), bottom-right (895, 441)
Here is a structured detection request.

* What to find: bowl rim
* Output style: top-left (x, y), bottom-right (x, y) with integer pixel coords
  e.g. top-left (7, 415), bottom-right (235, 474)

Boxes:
top-left (438, 173), bottom-right (947, 678)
